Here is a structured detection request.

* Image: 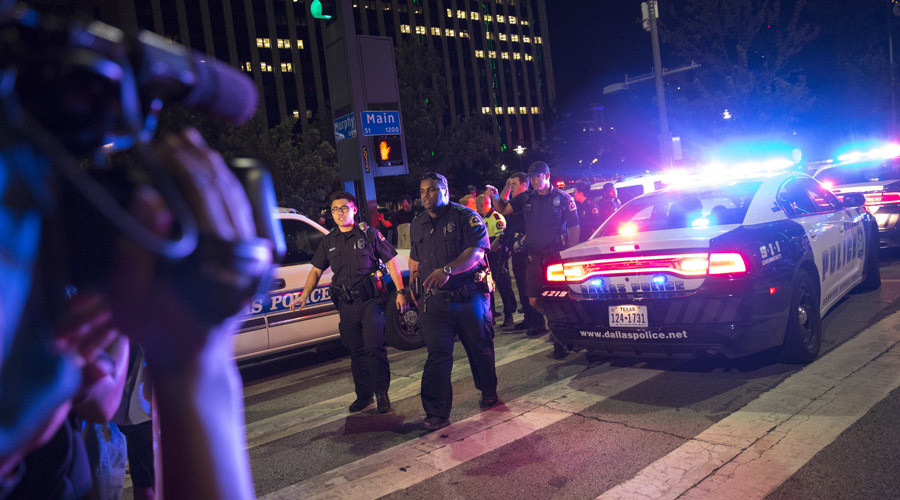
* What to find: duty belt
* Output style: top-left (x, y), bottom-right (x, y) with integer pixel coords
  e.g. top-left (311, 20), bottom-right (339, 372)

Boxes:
top-left (329, 277), bottom-right (378, 307)
top-left (425, 282), bottom-right (480, 303)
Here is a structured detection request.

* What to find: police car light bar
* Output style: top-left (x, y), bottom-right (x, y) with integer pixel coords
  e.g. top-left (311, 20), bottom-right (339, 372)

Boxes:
top-left (546, 252), bottom-right (747, 283)
top-left (836, 143), bottom-right (900, 163)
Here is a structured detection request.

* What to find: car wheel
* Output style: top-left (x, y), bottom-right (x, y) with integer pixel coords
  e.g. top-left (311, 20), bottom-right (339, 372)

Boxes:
top-left (385, 291), bottom-right (424, 350)
top-left (855, 225), bottom-right (881, 292)
top-left (778, 269), bottom-right (821, 364)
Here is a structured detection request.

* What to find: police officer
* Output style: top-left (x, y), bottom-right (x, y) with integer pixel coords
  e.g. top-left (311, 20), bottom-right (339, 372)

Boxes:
top-left (476, 193), bottom-right (516, 327)
top-left (595, 182), bottom-right (621, 223)
top-left (297, 191), bottom-right (409, 414)
top-left (488, 161), bottom-right (580, 358)
top-left (573, 181), bottom-right (602, 242)
top-left (410, 172), bottom-right (499, 431)
top-left (499, 172), bottom-right (541, 332)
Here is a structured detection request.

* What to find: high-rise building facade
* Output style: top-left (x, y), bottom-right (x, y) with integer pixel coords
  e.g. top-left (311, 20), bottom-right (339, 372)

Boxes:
top-left (71, 0), bottom-right (556, 150)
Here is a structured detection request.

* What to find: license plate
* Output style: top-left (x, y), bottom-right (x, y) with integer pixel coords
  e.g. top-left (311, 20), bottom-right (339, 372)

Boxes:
top-left (608, 305), bottom-right (648, 328)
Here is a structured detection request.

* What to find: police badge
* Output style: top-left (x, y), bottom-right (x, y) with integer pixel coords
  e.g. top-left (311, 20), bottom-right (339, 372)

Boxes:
top-left (446, 221), bottom-right (456, 233)
top-left (553, 196), bottom-right (560, 207)
top-left (356, 238), bottom-right (366, 250)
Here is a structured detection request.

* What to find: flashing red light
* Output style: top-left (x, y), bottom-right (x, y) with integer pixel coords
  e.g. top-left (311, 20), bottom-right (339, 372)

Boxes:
top-left (864, 192), bottom-right (900, 206)
top-left (555, 180), bottom-right (566, 188)
top-left (610, 244), bottom-right (638, 252)
top-left (770, 287), bottom-right (778, 295)
top-left (545, 252), bottom-right (747, 283)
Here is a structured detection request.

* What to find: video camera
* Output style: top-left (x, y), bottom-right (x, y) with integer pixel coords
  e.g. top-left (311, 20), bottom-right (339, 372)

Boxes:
top-left (0, 3), bottom-right (285, 318)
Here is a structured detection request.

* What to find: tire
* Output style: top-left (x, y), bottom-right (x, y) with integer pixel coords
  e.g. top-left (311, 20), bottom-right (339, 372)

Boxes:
top-left (385, 291), bottom-right (424, 350)
top-left (855, 224), bottom-right (881, 292)
top-left (778, 269), bottom-right (821, 364)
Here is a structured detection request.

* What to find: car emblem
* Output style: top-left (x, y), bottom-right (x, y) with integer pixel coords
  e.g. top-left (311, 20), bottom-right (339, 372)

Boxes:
top-left (553, 196), bottom-right (560, 207)
top-left (356, 238), bottom-right (366, 249)
top-left (447, 222), bottom-right (456, 233)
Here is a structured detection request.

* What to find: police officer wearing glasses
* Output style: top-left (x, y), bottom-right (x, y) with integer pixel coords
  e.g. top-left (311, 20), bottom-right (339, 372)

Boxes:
top-left (296, 191), bottom-right (409, 414)
top-left (409, 173), bottom-right (499, 431)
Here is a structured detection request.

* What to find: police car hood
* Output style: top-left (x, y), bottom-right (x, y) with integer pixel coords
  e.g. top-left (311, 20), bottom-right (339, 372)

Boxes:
top-left (561, 224), bottom-right (742, 260)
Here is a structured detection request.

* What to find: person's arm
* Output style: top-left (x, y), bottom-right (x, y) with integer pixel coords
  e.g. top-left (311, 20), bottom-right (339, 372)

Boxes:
top-left (295, 267), bottom-right (324, 311)
top-left (421, 247), bottom-right (487, 290)
top-left (72, 335), bottom-right (130, 423)
top-left (566, 226), bottom-right (580, 248)
top-left (384, 257), bottom-right (409, 312)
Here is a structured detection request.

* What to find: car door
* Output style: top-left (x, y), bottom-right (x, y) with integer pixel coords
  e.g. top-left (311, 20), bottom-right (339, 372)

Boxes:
top-left (266, 216), bottom-right (339, 350)
top-left (777, 178), bottom-right (846, 312)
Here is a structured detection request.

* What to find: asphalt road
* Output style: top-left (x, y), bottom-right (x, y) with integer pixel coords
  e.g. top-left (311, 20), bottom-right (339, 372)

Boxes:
top-left (126, 248), bottom-right (900, 499)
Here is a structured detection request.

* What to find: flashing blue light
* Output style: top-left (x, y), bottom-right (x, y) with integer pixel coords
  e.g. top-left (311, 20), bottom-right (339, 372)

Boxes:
top-left (651, 275), bottom-right (666, 284)
top-left (691, 217), bottom-right (711, 228)
top-left (589, 279), bottom-right (603, 286)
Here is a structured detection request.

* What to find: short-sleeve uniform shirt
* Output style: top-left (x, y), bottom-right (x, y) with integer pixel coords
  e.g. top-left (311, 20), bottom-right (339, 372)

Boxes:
top-left (509, 187), bottom-right (579, 252)
top-left (483, 210), bottom-right (507, 241)
top-left (410, 203), bottom-right (491, 290)
top-left (311, 225), bottom-right (398, 289)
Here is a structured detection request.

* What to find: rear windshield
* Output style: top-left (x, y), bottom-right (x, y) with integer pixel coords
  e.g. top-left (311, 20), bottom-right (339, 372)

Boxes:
top-left (815, 160), bottom-right (900, 185)
top-left (598, 181), bottom-right (762, 236)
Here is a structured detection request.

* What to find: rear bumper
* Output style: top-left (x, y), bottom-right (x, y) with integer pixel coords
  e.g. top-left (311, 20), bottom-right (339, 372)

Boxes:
top-left (543, 280), bottom-right (792, 359)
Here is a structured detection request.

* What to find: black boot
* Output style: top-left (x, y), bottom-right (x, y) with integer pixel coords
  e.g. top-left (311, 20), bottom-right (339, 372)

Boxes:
top-left (376, 392), bottom-right (392, 413)
top-left (348, 396), bottom-right (374, 412)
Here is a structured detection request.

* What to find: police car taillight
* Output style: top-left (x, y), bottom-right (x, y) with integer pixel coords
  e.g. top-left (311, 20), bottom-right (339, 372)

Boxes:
top-left (545, 252), bottom-right (748, 283)
top-left (864, 192), bottom-right (900, 206)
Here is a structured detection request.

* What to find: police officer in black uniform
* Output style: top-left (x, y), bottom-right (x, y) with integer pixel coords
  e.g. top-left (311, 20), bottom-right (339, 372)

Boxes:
top-left (297, 191), bottom-right (409, 414)
top-left (489, 161), bottom-right (580, 358)
top-left (410, 172), bottom-right (499, 431)
top-left (574, 181), bottom-right (602, 242)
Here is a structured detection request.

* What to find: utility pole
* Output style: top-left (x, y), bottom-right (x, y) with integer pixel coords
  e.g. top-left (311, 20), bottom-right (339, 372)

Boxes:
top-left (647, 0), bottom-right (671, 169)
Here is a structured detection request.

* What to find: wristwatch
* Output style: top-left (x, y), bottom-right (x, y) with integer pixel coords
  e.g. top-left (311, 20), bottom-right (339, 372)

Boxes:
top-left (442, 265), bottom-right (453, 275)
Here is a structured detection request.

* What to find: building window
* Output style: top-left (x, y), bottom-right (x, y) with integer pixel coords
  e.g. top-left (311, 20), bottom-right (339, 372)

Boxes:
top-left (511, 34), bottom-right (519, 42)
top-left (457, 10), bottom-right (466, 19)
top-left (298, 40), bottom-right (304, 49)
top-left (281, 62), bottom-right (292, 72)
top-left (445, 29), bottom-right (455, 37)
top-left (513, 52), bottom-right (521, 60)
top-left (521, 20), bottom-right (529, 26)
top-left (459, 31), bottom-right (470, 38)
top-left (495, 107), bottom-right (503, 114)
top-left (501, 52), bottom-right (509, 59)
top-left (293, 110), bottom-right (300, 118)
top-left (401, 24), bottom-right (411, 33)
top-left (509, 16), bottom-right (517, 24)
top-left (523, 36), bottom-right (531, 43)
top-left (484, 14), bottom-right (492, 22)
top-left (261, 62), bottom-right (272, 72)
top-left (256, 38), bottom-right (272, 48)
top-left (482, 106), bottom-right (491, 114)
top-left (470, 12), bottom-right (479, 20)
top-left (508, 106), bottom-right (515, 114)
top-left (535, 36), bottom-right (543, 44)
top-left (520, 106), bottom-right (527, 114)
top-left (525, 53), bottom-right (533, 61)
top-left (446, 8), bottom-right (452, 17)
top-left (488, 50), bottom-right (496, 58)
top-left (416, 26), bottom-right (426, 34)
top-left (496, 15), bottom-right (505, 23)
top-left (499, 33), bottom-right (507, 41)
top-left (244, 61), bottom-right (252, 71)
top-left (475, 49), bottom-right (485, 58)
top-left (431, 27), bottom-right (441, 35)
top-left (531, 106), bottom-right (540, 114)
top-left (485, 32), bottom-right (493, 40)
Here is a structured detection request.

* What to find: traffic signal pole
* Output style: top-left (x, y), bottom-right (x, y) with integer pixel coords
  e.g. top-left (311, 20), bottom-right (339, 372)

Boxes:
top-left (647, 0), bottom-right (671, 170)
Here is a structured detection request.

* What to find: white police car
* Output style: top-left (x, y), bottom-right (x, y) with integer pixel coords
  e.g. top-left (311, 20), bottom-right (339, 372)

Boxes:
top-left (813, 145), bottom-right (900, 248)
top-left (542, 172), bottom-right (880, 363)
top-left (234, 208), bottom-right (421, 361)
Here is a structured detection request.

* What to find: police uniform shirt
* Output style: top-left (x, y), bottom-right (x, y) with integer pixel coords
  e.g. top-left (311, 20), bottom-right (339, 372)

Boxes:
top-left (577, 198), bottom-right (602, 241)
top-left (410, 203), bottom-right (490, 290)
top-left (311, 225), bottom-right (397, 289)
top-left (483, 210), bottom-right (507, 241)
top-left (509, 187), bottom-right (579, 252)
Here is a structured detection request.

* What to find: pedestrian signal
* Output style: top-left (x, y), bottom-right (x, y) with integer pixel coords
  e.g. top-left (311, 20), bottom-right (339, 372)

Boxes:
top-left (373, 136), bottom-right (403, 167)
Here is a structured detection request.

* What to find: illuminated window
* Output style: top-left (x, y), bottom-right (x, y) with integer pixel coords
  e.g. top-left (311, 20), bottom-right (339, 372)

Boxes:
top-left (508, 106), bottom-right (515, 114)
top-left (511, 34), bottom-right (519, 42)
top-left (523, 36), bottom-right (531, 43)
top-left (277, 39), bottom-right (284, 48)
top-left (519, 106), bottom-right (527, 114)
top-left (470, 12), bottom-right (479, 20)
top-left (495, 107), bottom-right (503, 114)
top-left (496, 15), bottom-right (505, 23)
top-left (535, 36), bottom-right (543, 44)
top-left (298, 40), bottom-right (304, 49)
top-left (446, 8), bottom-right (452, 17)
top-left (261, 62), bottom-right (272, 72)
top-left (475, 49), bottom-right (485, 58)
top-left (459, 31), bottom-right (470, 38)
top-left (509, 16), bottom-right (517, 24)
top-left (416, 26), bottom-right (426, 34)
top-left (445, 29), bottom-right (455, 37)
top-left (485, 32), bottom-right (493, 40)
top-left (481, 106), bottom-right (491, 114)
top-left (484, 14), bottom-right (492, 22)
top-left (521, 20), bottom-right (529, 26)
top-left (488, 50), bottom-right (496, 58)
top-left (525, 53), bottom-right (533, 61)
top-left (513, 52), bottom-right (521, 60)
top-left (499, 33), bottom-right (507, 41)
top-left (431, 27), bottom-right (441, 35)
top-left (281, 62), bottom-right (292, 72)
top-left (501, 52), bottom-right (509, 59)
top-left (293, 110), bottom-right (300, 118)
top-left (244, 61), bottom-right (252, 71)
top-left (401, 24), bottom-right (411, 33)
top-left (306, 110), bottom-right (312, 119)
top-left (531, 106), bottom-right (539, 114)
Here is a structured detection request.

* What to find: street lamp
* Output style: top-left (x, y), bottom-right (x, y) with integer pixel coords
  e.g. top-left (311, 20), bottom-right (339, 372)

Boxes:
top-left (514, 145), bottom-right (526, 170)
top-left (501, 164), bottom-right (507, 171)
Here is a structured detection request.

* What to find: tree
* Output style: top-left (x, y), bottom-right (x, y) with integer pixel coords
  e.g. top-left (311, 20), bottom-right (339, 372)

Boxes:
top-left (658, 0), bottom-right (818, 147)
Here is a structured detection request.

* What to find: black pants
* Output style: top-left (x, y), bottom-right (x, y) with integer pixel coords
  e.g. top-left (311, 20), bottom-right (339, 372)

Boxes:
top-left (419, 292), bottom-right (497, 419)
top-left (488, 250), bottom-right (516, 316)
top-left (338, 297), bottom-right (390, 398)
top-left (511, 251), bottom-right (542, 326)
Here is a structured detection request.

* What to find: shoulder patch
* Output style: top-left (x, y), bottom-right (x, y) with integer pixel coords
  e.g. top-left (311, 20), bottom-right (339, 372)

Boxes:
top-left (469, 214), bottom-right (484, 227)
top-left (568, 200), bottom-right (577, 212)
top-left (376, 230), bottom-right (386, 241)
top-left (497, 219), bottom-right (506, 230)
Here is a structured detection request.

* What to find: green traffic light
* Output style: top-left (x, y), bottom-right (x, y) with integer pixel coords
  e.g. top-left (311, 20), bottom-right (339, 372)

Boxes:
top-left (310, 0), bottom-right (332, 19)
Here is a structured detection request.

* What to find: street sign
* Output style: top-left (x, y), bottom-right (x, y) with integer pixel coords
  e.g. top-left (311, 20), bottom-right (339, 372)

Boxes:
top-left (333, 113), bottom-right (356, 143)
top-left (360, 110), bottom-right (401, 136)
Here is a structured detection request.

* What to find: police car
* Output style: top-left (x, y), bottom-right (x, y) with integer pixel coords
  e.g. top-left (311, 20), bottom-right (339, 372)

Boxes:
top-left (234, 208), bottom-right (422, 361)
top-left (541, 171), bottom-right (880, 363)
top-left (813, 144), bottom-right (900, 248)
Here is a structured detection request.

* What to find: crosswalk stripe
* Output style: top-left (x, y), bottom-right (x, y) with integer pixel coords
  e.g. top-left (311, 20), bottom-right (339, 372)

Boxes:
top-left (598, 310), bottom-right (900, 500)
top-left (245, 335), bottom-right (553, 449)
top-left (260, 367), bottom-right (665, 499)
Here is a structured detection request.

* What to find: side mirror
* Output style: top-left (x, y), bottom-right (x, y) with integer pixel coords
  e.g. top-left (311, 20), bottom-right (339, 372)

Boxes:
top-left (842, 192), bottom-right (866, 208)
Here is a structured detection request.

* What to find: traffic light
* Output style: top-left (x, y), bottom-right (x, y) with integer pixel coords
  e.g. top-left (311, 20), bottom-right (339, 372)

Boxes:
top-left (310, 0), bottom-right (334, 19)
top-left (373, 136), bottom-right (403, 167)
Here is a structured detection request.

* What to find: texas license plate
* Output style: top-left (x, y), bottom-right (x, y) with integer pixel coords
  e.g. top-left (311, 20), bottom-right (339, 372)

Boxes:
top-left (608, 305), bottom-right (648, 328)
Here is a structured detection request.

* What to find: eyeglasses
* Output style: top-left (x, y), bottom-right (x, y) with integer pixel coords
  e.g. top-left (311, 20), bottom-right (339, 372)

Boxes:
top-left (331, 205), bottom-right (352, 214)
